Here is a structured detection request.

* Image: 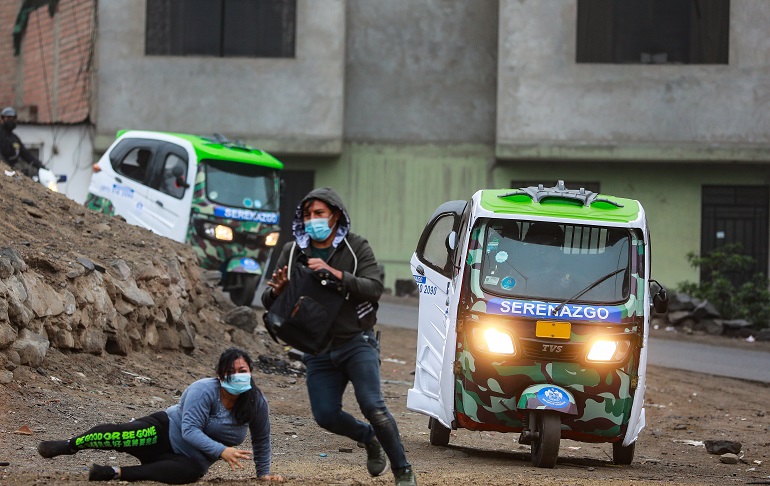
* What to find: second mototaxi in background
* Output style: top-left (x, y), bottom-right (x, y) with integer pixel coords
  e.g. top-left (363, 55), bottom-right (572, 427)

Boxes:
top-left (86, 130), bottom-right (283, 306)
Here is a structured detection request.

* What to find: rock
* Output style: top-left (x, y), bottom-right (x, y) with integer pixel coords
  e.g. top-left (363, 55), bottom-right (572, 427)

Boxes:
top-left (667, 310), bottom-right (691, 325)
top-left (21, 273), bottom-right (66, 318)
top-left (719, 453), bottom-right (739, 464)
top-left (11, 329), bottom-right (50, 367)
top-left (80, 329), bottom-right (106, 355)
top-left (705, 439), bottom-right (742, 455)
top-left (112, 278), bottom-right (155, 307)
top-left (667, 292), bottom-right (696, 312)
top-left (76, 257), bottom-right (95, 274)
top-left (0, 370), bottom-right (12, 383)
top-left (109, 259), bottom-right (132, 280)
top-left (694, 318), bottom-right (724, 336)
top-left (754, 329), bottom-right (770, 342)
top-left (105, 331), bottom-right (131, 356)
top-left (0, 322), bottom-right (17, 349)
top-left (224, 306), bottom-right (258, 333)
top-left (0, 247), bottom-right (27, 274)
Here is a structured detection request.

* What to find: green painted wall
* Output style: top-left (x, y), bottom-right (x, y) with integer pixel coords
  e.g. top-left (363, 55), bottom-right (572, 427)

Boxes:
top-left (281, 150), bottom-right (770, 293)
top-left (491, 162), bottom-right (770, 290)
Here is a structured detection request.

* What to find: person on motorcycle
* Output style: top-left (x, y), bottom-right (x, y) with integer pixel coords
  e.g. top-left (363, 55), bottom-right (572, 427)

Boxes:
top-left (0, 106), bottom-right (45, 177)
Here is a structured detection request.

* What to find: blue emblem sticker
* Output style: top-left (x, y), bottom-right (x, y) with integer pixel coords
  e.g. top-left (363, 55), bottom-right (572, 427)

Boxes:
top-left (537, 387), bottom-right (570, 409)
top-left (240, 258), bottom-right (260, 271)
top-left (413, 275), bottom-right (426, 284)
top-left (501, 276), bottom-right (516, 290)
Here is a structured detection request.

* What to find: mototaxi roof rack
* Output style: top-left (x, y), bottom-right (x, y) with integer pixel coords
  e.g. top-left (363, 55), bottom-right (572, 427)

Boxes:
top-left (498, 180), bottom-right (624, 208)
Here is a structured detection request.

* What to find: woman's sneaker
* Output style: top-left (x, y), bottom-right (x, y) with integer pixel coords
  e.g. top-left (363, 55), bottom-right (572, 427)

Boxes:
top-left (89, 464), bottom-right (118, 481)
top-left (37, 440), bottom-right (77, 458)
top-left (394, 466), bottom-right (417, 486)
top-left (365, 439), bottom-right (388, 476)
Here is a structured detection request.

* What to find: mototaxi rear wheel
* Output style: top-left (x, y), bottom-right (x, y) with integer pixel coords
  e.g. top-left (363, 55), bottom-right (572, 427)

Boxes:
top-left (428, 417), bottom-right (451, 447)
top-left (612, 440), bottom-right (636, 465)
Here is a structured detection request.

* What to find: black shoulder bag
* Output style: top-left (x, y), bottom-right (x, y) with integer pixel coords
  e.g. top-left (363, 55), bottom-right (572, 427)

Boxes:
top-left (263, 263), bottom-right (345, 355)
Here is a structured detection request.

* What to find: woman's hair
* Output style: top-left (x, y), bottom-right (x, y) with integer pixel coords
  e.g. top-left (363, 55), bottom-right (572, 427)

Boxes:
top-left (216, 347), bottom-right (261, 424)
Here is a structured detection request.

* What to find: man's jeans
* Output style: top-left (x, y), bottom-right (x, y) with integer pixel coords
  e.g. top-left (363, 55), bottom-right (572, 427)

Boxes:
top-left (303, 330), bottom-right (410, 471)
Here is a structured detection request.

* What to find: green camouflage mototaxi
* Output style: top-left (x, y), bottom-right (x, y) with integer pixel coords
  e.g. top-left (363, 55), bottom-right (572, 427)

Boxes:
top-left (86, 130), bottom-right (283, 305)
top-left (407, 182), bottom-right (666, 467)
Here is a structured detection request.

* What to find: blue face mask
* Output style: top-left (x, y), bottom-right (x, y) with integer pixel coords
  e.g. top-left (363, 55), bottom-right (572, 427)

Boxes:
top-left (220, 372), bottom-right (252, 395)
top-left (305, 217), bottom-right (333, 242)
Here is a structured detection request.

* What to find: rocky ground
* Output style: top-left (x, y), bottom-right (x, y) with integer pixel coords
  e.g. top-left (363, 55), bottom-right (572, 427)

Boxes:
top-left (1, 167), bottom-right (770, 485)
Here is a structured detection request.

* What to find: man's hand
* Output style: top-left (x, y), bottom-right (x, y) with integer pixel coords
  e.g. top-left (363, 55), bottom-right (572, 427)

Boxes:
top-left (267, 265), bottom-right (289, 296)
top-left (220, 446), bottom-right (252, 470)
top-left (307, 258), bottom-right (343, 280)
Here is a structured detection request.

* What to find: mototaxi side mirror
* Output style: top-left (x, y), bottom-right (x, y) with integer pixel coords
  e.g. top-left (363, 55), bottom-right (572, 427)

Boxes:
top-left (650, 279), bottom-right (668, 314)
top-left (447, 231), bottom-right (458, 251)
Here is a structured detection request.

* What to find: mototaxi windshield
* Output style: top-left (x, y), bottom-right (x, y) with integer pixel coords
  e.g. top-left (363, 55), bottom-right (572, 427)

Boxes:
top-left (478, 220), bottom-right (632, 303)
top-left (204, 159), bottom-right (279, 211)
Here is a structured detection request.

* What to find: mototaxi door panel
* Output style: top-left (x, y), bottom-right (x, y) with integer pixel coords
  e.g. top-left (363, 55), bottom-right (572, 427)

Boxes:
top-left (407, 200), bottom-right (467, 428)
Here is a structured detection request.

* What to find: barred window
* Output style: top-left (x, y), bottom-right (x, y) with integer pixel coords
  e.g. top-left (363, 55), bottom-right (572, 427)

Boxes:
top-left (146, 0), bottom-right (296, 58)
top-left (576, 0), bottom-right (729, 64)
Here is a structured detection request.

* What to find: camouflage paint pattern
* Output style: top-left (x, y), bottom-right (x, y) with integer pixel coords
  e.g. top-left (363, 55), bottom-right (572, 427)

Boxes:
top-left (454, 218), bottom-right (645, 443)
top-left (84, 193), bottom-right (116, 217)
top-left (185, 165), bottom-right (279, 273)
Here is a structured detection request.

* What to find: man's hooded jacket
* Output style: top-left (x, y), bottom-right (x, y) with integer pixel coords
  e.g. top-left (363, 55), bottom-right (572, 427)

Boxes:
top-left (261, 187), bottom-right (383, 348)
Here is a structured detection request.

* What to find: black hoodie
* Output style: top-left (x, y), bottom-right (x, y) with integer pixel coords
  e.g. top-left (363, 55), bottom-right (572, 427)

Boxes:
top-left (261, 187), bottom-right (383, 348)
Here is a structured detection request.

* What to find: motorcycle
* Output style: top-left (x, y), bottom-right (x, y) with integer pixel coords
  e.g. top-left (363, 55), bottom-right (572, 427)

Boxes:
top-left (407, 181), bottom-right (668, 467)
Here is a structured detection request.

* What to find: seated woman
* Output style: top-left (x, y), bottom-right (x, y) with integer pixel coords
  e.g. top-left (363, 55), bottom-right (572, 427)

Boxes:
top-left (37, 348), bottom-right (282, 484)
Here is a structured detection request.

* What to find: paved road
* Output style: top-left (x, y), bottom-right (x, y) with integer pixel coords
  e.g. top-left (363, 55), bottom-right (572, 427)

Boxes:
top-left (376, 297), bottom-right (770, 384)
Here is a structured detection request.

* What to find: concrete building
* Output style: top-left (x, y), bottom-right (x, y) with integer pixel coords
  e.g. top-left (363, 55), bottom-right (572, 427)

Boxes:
top-left (4, 0), bottom-right (769, 292)
top-left (0, 0), bottom-right (95, 203)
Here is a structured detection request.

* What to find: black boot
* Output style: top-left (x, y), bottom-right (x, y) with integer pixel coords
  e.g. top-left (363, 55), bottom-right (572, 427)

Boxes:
top-left (37, 440), bottom-right (77, 459)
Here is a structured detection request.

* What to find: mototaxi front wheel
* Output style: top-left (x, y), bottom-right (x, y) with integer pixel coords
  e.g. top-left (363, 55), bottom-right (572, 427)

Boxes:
top-left (228, 273), bottom-right (259, 306)
top-left (530, 411), bottom-right (560, 468)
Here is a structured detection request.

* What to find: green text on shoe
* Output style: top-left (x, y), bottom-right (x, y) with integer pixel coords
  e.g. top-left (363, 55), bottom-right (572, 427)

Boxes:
top-left (365, 439), bottom-right (388, 477)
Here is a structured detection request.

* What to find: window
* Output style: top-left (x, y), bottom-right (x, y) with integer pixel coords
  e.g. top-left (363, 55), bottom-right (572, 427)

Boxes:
top-left (116, 148), bottom-right (153, 184)
top-left (421, 215), bottom-right (456, 274)
top-left (479, 219), bottom-right (631, 303)
top-left (576, 0), bottom-right (729, 64)
top-left (158, 154), bottom-right (188, 199)
top-left (146, 0), bottom-right (296, 58)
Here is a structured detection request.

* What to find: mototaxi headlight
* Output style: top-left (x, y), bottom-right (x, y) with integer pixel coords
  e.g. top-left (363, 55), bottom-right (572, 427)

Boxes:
top-left (264, 231), bottom-right (280, 247)
top-left (471, 326), bottom-right (515, 355)
top-left (202, 222), bottom-right (234, 241)
top-left (586, 339), bottom-right (631, 363)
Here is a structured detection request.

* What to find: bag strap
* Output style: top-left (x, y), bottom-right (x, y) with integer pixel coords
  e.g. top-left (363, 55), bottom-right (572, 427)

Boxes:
top-left (287, 242), bottom-right (297, 281)
top-left (342, 237), bottom-right (358, 275)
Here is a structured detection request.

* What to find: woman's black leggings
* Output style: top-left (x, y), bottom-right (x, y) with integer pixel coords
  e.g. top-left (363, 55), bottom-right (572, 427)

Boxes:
top-left (70, 411), bottom-right (205, 484)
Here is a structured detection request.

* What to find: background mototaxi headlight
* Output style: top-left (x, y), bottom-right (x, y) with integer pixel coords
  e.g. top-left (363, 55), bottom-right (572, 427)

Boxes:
top-left (202, 222), bottom-right (234, 241)
top-left (586, 338), bottom-right (631, 363)
top-left (264, 231), bottom-right (280, 247)
top-left (471, 326), bottom-right (515, 354)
